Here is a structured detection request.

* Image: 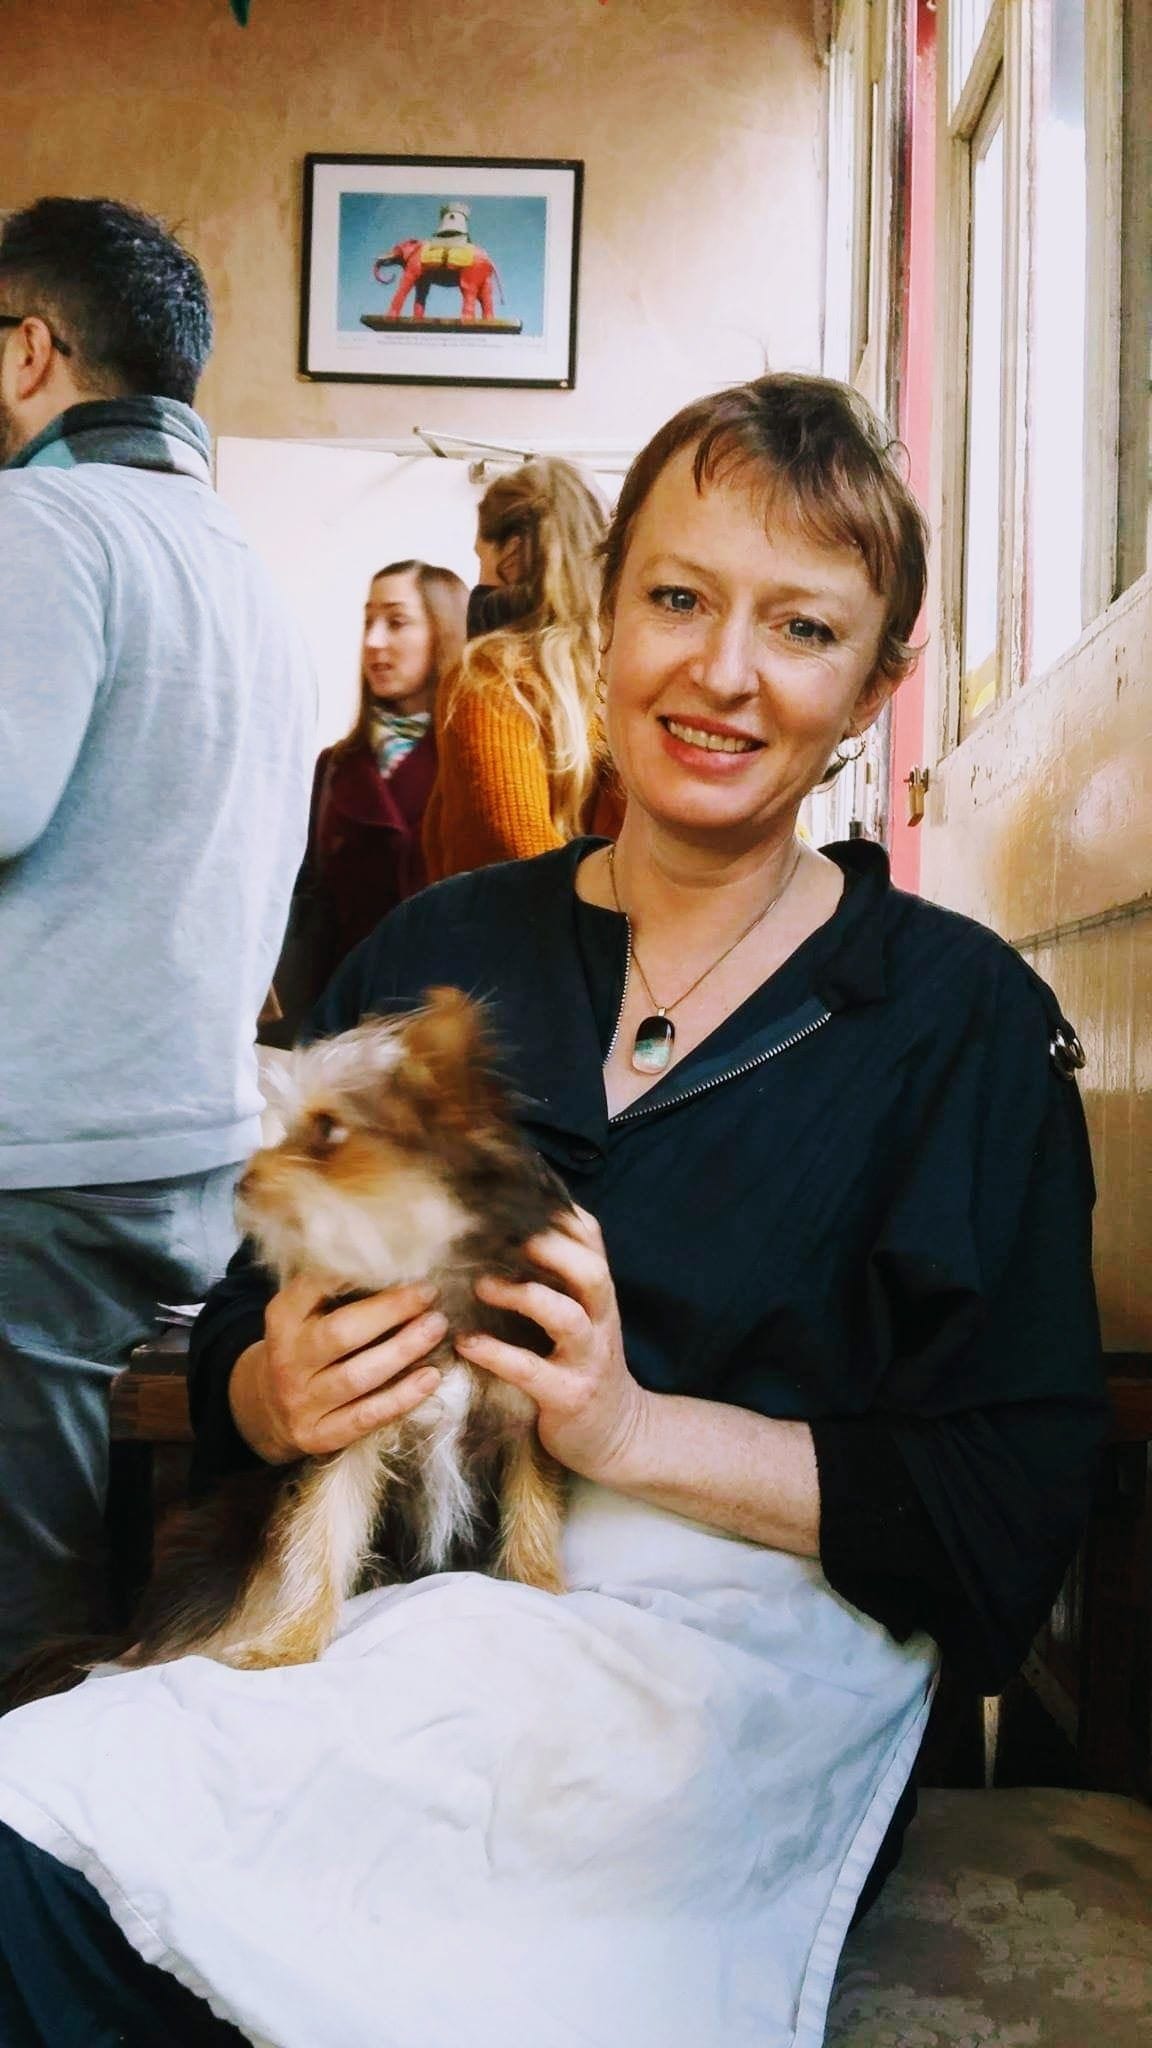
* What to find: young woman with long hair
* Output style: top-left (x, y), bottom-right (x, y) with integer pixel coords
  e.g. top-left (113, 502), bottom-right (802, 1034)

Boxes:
top-left (422, 458), bottom-right (620, 879)
top-left (277, 560), bottom-right (468, 1028)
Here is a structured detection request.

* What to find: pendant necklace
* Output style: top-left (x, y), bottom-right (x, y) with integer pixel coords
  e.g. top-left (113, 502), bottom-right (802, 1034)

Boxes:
top-left (607, 841), bottom-right (804, 1076)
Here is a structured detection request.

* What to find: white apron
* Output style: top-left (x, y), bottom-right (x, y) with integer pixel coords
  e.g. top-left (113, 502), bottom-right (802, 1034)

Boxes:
top-left (0, 1482), bottom-right (937, 2048)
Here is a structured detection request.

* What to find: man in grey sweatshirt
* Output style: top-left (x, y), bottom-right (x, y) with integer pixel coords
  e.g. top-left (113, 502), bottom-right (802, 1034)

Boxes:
top-left (0, 198), bottom-right (316, 1676)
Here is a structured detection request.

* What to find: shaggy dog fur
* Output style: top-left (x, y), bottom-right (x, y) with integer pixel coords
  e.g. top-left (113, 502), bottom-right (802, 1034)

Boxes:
top-left (14, 992), bottom-right (570, 1695)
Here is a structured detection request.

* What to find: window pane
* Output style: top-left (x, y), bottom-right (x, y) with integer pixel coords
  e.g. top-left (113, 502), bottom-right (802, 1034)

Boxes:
top-left (950, 0), bottom-right (995, 109)
top-left (961, 96), bottom-right (1005, 728)
top-left (1027, 0), bottom-right (1088, 674)
top-left (823, 36), bottom-right (858, 381)
top-left (823, 14), bottom-right (871, 383)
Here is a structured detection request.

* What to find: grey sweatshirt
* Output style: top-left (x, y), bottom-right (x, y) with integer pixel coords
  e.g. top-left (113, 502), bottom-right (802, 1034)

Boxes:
top-left (0, 462), bottom-right (316, 1188)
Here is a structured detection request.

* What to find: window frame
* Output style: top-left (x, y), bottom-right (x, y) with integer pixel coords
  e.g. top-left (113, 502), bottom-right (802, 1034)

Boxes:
top-left (823, 0), bottom-right (879, 385)
top-left (819, 0), bottom-right (910, 846)
top-left (957, 66), bottom-right (1009, 730)
top-left (1079, 0), bottom-right (1124, 622)
top-left (1115, 0), bottom-right (1152, 594)
top-left (933, 0), bottom-right (1125, 758)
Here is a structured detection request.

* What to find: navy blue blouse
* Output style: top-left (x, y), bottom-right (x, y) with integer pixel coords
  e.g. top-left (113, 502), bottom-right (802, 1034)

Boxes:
top-left (190, 838), bottom-right (1107, 1695)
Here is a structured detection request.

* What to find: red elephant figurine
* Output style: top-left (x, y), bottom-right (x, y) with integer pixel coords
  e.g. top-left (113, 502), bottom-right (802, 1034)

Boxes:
top-left (373, 237), bottom-right (502, 322)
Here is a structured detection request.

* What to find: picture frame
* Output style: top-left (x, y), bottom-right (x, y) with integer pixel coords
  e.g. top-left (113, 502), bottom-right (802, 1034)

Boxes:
top-left (299, 154), bottom-right (583, 389)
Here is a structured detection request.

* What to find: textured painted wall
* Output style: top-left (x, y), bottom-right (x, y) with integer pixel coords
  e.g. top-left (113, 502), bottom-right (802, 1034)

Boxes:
top-left (921, 574), bottom-right (1152, 1349)
top-left (0, 0), bottom-right (825, 446)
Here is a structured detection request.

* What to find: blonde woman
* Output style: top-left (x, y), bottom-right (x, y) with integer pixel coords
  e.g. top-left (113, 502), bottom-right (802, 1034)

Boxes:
top-left (422, 458), bottom-right (620, 879)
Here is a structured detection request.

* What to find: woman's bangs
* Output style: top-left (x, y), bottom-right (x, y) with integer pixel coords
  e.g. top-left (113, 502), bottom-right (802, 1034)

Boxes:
top-left (693, 429), bottom-right (896, 596)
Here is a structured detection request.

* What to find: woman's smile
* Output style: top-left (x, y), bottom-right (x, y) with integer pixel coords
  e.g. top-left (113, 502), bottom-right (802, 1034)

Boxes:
top-left (657, 713), bottom-right (766, 767)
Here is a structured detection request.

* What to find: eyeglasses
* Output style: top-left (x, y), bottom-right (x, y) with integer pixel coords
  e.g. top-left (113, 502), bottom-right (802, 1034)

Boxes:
top-left (0, 313), bottom-right (73, 357)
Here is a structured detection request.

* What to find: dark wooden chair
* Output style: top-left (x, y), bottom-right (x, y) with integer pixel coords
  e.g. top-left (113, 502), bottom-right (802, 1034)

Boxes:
top-left (106, 1327), bottom-right (195, 1622)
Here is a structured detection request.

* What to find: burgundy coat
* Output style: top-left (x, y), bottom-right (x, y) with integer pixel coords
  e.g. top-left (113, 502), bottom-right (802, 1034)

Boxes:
top-left (276, 733), bottom-right (437, 1028)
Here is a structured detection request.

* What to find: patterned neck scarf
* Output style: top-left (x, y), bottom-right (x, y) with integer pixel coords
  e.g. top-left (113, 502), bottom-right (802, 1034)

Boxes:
top-left (368, 706), bottom-right (432, 777)
top-left (6, 395), bottom-right (212, 482)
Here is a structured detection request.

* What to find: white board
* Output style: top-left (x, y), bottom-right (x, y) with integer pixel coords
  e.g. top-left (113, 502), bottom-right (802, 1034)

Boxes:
top-left (215, 438), bottom-right (483, 745)
top-left (216, 438), bottom-right (624, 749)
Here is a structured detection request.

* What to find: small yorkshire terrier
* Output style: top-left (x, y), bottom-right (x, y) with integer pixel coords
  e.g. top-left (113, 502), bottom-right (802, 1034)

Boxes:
top-left (122, 990), bottom-right (572, 1674)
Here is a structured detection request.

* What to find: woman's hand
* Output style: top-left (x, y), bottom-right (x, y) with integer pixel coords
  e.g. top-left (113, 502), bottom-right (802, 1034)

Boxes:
top-left (456, 1207), bottom-right (655, 1485)
top-left (229, 1278), bottom-right (448, 1464)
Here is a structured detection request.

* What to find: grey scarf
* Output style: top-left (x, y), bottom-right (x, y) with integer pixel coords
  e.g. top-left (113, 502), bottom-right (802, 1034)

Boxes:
top-left (6, 394), bottom-right (212, 483)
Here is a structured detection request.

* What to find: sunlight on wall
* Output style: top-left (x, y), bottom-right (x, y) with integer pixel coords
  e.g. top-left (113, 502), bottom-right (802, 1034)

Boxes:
top-left (0, 0), bottom-right (825, 449)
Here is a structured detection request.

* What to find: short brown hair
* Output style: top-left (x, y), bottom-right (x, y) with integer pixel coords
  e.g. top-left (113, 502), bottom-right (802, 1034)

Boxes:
top-left (600, 373), bottom-right (929, 683)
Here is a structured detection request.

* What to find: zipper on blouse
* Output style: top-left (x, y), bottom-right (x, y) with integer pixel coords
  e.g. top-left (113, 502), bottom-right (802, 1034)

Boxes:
top-left (607, 1004), bottom-right (832, 1126)
top-left (603, 911), bottom-right (633, 1066)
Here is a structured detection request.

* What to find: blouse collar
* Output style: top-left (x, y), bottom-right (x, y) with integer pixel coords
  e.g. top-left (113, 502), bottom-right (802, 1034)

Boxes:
top-left (502, 836), bottom-right (894, 1157)
top-left (561, 833), bottom-right (892, 1012)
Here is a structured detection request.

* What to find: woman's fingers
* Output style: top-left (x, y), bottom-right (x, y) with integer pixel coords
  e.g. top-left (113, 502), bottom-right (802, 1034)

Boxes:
top-left (264, 1271), bottom-right (331, 1341)
top-left (482, 1225), bottom-right (613, 1323)
top-left (524, 1222), bottom-right (600, 1271)
top-left (253, 1278), bottom-right (449, 1459)
top-left (467, 1209), bottom-right (614, 1378)
top-left (563, 1204), bottom-right (604, 1243)
top-left (317, 1310), bottom-right (448, 1405)
top-left (454, 1330), bottom-right (553, 1401)
top-left (255, 1206), bottom-right (615, 1462)
top-left (311, 1283), bottom-right (440, 1367)
top-left (473, 1272), bottom-right (586, 1343)
top-left (302, 1363), bottom-right (444, 1456)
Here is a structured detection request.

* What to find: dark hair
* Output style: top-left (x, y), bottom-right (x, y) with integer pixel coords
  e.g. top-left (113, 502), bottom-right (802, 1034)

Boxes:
top-left (0, 197), bottom-right (213, 405)
top-left (332, 560), bottom-right (469, 762)
top-left (601, 373), bottom-right (929, 683)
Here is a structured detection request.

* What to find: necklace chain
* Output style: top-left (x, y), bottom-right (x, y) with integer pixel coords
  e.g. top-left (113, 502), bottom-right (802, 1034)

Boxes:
top-left (606, 840), bottom-right (803, 1019)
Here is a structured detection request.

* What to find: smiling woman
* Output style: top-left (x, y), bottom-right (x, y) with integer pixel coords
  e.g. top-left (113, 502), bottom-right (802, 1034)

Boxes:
top-left (600, 448), bottom-right (889, 849)
top-left (0, 375), bottom-right (1106, 2048)
top-left (584, 375), bottom-right (928, 1112)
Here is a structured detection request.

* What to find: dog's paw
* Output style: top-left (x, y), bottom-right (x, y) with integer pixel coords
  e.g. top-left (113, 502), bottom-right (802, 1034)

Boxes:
top-left (213, 1634), bottom-right (326, 1672)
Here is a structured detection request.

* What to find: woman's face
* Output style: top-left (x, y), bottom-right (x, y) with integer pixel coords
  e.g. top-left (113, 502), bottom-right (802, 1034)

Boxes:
top-left (602, 448), bottom-right (892, 850)
top-left (361, 572), bottom-right (436, 715)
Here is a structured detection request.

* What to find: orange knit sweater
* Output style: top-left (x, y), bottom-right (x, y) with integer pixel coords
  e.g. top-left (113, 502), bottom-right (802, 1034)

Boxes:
top-left (423, 642), bottom-right (578, 881)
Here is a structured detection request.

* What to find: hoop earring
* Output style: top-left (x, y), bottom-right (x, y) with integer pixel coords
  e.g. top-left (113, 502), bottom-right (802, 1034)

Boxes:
top-left (835, 731), bottom-right (866, 765)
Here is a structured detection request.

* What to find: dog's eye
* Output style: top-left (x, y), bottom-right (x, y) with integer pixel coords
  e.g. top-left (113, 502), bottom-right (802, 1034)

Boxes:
top-left (310, 1112), bottom-right (348, 1151)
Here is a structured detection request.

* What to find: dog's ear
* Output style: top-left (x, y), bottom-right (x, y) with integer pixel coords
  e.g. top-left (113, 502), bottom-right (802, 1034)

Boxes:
top-left (402, 988), bottom-right (506, 1131)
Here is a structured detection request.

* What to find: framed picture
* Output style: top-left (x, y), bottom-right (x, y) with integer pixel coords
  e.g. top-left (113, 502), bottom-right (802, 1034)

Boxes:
top-left (299, 154), bottom-right (583, 389)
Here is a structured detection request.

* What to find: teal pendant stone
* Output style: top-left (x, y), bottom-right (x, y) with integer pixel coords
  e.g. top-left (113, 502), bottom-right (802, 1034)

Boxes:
top-left (631, 1014), bottom-right (675, 1074)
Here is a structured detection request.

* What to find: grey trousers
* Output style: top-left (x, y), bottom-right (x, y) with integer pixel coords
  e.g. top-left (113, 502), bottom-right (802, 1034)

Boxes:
top-left (0, 1169), bottom-right (239, 1676)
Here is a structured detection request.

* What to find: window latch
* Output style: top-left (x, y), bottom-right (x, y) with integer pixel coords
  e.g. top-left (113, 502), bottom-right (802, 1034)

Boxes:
top-left (904, 765), bottom-right (930, 826)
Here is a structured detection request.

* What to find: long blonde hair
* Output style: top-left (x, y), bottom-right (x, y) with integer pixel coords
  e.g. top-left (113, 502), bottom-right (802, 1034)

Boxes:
top-left (452, 459), bottom-right (607, 838)
top-left (332, 560), bottom-right (469, 764)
